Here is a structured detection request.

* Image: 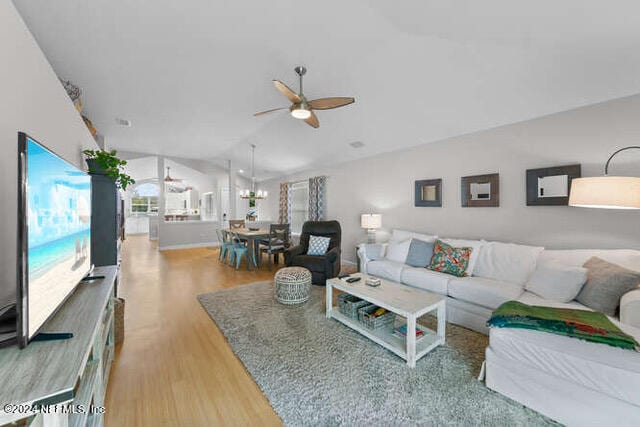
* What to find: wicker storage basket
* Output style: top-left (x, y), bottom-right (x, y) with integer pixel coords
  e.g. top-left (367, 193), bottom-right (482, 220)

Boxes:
top-left (358, 304), bottom-right (396, 331)
top-left (114, 297), bottom-right (125, 345)
top-left (338, 293), bottom-right (370, 319)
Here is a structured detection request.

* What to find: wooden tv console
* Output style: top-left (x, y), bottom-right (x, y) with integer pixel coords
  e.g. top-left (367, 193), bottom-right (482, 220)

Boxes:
top-left (0, 265), bottom-right (118, 426)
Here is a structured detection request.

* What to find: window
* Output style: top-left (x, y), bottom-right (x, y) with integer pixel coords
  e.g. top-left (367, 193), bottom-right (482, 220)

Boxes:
top-left (130, 183), bottom-right (159, 214)
top-left (290, 181), bottom-right (309, 234)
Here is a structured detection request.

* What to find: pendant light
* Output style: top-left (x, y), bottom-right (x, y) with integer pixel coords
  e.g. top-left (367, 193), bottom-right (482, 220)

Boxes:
top-left (239, 144), bottom-right (267, 199)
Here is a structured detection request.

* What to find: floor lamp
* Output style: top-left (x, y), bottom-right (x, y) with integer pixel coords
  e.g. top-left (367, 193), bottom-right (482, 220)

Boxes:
top-left (569, 146), bottom-right (640, 209)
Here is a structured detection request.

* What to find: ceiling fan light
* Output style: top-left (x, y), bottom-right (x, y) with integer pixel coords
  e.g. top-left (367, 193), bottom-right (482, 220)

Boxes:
top-left (291, 107), bottom-right (311, 120)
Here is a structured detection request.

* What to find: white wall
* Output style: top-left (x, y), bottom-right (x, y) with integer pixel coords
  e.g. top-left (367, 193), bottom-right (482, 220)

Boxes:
top-left (261, 94), bottom-right (640, 263)
top-left (0, 2), bottom-right (97, 307)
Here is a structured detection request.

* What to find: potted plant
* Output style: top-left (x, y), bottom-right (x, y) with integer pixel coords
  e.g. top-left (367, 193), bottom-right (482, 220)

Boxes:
top-left (83, 149), bottom-right (135, 190)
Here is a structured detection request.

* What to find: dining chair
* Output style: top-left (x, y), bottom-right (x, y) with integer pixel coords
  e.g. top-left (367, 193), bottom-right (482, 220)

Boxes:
top-left (228, 219), bottom-right (249, 245)
top-left (228, 231), bottom-right (256, 270)
top-left (216, 229), bottom-right (236, 263)
top-left (259, 223), bottom-right (290, 270)
top-left (229, 219), bottom-right (246, 230)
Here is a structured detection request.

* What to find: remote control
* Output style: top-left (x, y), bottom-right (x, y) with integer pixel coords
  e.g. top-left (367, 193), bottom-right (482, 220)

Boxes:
top-left (346, 277), bottom-right (361, 283)
top-left (338, 274), bottom-right (351, 279)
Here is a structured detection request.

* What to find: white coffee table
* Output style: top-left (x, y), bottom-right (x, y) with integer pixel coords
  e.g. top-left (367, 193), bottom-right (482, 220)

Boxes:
top-left (326, 273), bottom-right (446, 368)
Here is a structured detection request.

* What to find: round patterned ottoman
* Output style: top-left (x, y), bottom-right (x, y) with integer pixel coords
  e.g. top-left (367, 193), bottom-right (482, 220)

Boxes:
top-left (274, 267), bottom-right (312, 305)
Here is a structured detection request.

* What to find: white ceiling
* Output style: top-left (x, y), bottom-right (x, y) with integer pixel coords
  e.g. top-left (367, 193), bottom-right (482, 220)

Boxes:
top-left (13, 0), bottom-right (640, 180)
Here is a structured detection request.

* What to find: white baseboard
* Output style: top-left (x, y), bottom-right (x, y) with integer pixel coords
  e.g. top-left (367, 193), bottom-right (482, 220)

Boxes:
top-left (341, 258), bottom-right (357, 266)
top-left (159, 241), bottom-right (220, 251)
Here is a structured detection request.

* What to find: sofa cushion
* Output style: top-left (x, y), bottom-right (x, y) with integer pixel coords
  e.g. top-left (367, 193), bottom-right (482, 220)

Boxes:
top-left (577, 257), bottom-right (640, 316)
top-left (367, 259), bottom-right (406, 283)
top-left (517, 290), bottom-right (591, 311)
top-left (385, 239), bottom-right (411, 264)
top-left (400, 267), bottom-right (451, 295)
top-left (525, 261), bottom-right (588, 303)
top-left (428, 239), bottom-right (472, 277)
top-left (448, 277), bottom-right (524, 310)
top-left (474, 241), bottom-right (543, 286)
top-left (405, 238), bottom-right (435, 268)
top-left (391, 229), bottom-right (437, 243)
top-left (441, 238), bottom-right (484, 275)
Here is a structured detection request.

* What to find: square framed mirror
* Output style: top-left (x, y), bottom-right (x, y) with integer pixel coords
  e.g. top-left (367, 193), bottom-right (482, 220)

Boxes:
top-left (415, 179), bottom-right (442, 207)
top-left (461, 173), bottom-right (499, 207)
top-left (526, 164), bottom-right (581, 206)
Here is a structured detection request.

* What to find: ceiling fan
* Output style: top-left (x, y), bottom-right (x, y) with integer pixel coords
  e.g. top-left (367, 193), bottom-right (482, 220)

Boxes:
top-left (254, 66), bottom-right (355, 128)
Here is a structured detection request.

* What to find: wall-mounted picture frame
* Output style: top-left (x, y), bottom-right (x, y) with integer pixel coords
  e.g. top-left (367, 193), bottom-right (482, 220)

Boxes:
top-left (526, 164), bottom-right (581, 206)
top-left (461, 173), bottom-right (499, 207)
top-left (415, 179), bottom-right (442, 207)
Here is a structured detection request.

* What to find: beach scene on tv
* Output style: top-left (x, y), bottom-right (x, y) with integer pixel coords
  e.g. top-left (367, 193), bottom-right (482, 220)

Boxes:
top-left (26, 138), bottom-right (91, 338)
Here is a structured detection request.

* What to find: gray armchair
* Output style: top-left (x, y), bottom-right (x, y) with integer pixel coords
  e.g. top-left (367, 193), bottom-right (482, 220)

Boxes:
top-left (285, 220), bottom-right (341, 285)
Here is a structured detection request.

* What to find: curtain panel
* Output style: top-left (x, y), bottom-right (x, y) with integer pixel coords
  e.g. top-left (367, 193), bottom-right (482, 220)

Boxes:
top-left (278, 182), bottom-right (292, 224)
top-left (308, 176), bottom-right (327, 221)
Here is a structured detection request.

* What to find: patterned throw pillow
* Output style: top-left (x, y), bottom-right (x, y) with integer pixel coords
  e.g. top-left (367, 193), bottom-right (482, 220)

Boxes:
top-left (307, 235), bottom-right (331, 256)
top-left (427, 239), bottom-right (473, 277)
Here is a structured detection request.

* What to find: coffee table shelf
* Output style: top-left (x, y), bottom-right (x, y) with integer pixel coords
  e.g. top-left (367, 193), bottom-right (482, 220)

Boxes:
top-left (326, 273), bottom-right (446, 368)
top-left (330, 310), bottom-right (443, 360)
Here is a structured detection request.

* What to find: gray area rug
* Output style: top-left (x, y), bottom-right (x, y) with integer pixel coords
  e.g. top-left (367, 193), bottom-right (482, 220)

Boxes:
top-left (198, 281), bottom-right (554, 426)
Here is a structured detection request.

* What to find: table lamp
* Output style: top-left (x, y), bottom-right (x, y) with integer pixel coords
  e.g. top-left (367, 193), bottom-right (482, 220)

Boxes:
top-left (361, 214), bottom-right (382, 243)
top-left (569, 146), bottom-right (640, 209)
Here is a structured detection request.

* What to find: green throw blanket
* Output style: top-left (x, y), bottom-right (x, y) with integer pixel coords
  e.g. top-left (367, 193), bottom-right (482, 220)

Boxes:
top-left (488, 301), bottom-right (639, 351)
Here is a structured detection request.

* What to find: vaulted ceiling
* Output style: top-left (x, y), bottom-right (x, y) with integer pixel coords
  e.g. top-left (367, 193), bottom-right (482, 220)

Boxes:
top-left (14, 0), bottom-right (640, 180)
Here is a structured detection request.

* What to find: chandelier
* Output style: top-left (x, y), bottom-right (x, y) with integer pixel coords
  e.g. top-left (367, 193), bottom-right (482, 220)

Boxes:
top-left (239, 144), bottom-right (267, 199)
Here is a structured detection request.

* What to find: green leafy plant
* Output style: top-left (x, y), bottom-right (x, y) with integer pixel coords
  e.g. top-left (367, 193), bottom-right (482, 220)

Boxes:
top-left (82, 149), bottom-right (135, 190)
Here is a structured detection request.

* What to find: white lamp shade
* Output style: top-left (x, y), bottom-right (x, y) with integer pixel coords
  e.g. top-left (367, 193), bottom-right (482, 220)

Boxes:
top-left (361, 214), bottom-right (382, 229)
top-left (569, 176), bottom-right (640, 209)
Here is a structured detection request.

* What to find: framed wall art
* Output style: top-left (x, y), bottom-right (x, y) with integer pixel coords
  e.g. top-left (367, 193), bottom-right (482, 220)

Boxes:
top-left (415, 179), bottom-right (442, 207)
top-left (526, 164), bottom-right (581, 206)
top-left (461, 173), bottom-right (499, 207)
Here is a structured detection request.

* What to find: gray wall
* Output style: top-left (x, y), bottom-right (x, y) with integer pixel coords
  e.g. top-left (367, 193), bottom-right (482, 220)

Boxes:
top-left (260, 94), bottom-right (640, 263)
top-left (0, 2), bottom-right (97, 308)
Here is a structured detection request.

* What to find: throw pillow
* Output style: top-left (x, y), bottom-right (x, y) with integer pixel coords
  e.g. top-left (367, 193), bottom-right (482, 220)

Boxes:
top-left (525, 261), bottom-right (588, 303)
top-left (577, 257), bottom-right (640, 316)
top-left (427, 239), bottom-right (473, 277)
top-left (307, 235), bottom-right (331, 256)
top-left (385, 239), bottom-right (411, 264)
top-left (405, 239), bottom-right (435, 268)
top-left (440, 238), bottom-right (484, 276)
top-left (473, 241), bottom-right (544, 286)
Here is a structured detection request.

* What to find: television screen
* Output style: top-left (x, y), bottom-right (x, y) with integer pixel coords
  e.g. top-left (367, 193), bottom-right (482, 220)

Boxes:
top-left (17, 133), bottom-right (92, 347)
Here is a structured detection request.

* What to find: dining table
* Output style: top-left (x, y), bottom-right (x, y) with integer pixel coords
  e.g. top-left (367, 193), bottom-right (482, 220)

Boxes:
top-left (227, 228), bottom-right (271, 270)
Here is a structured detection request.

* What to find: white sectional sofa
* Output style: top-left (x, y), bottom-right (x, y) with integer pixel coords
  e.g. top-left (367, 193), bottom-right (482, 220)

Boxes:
top-left (357, 229), bottom-right (640, 426)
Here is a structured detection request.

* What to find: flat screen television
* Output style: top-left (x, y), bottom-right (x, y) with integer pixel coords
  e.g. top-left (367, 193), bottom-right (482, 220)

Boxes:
top-left (17, 132), bottom-right (92, 348)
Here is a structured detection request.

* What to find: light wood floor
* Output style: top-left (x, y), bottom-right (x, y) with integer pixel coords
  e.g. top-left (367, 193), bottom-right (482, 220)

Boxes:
top-left (104, 235), bottom-right (284, 426)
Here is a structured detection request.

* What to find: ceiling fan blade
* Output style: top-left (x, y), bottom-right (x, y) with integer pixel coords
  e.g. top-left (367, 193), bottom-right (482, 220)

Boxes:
top-left (308, 97), bottom-right (355, 110)
top-left (254, 107), bottom-right (288, 116)
top-left (304, 111), bottom-right (319, 128)
top-left (273, 80), bottom-right (301, 104)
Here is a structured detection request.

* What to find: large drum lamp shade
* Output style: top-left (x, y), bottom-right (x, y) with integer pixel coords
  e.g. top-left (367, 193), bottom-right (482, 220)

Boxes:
top-left (569, 176), bottom-right (640, 209)
top-left (569, 146), bottom-right (640, 209)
